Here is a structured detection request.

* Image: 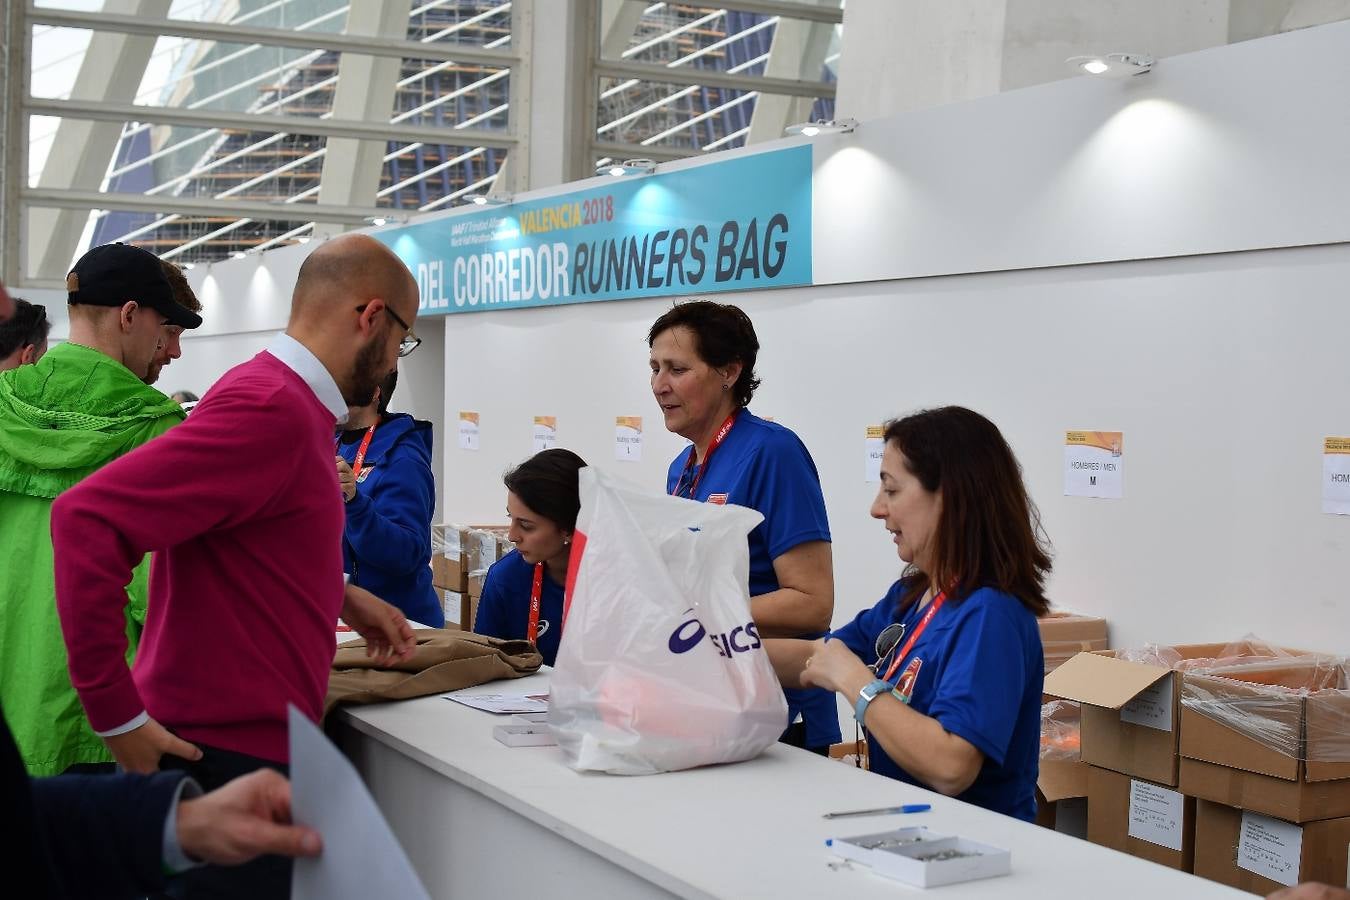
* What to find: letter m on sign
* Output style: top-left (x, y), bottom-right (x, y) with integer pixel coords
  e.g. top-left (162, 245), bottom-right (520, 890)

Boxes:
top-left (1090, 476), bottom-right (1097, 485)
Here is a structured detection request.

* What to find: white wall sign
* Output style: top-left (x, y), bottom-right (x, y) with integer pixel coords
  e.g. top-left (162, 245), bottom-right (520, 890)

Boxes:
top-left (1064, 430), bottom-right (1124, 499)
top-left (615, 416), bottom-right (642, 462)
top-left (1237, 811), bottom-right (1303, 887)
top-left (1120, 678), bottom-right (1174, 732)
top-left (1324, 437), bottom-right (1350, 515)
top-left (458, 411), bottom-right (480, 451)
top-left (533, 415), bottom-right (558, 453)
top-left (864, 425), bottom-right (883, 483)
top-left (1127, 780), bottom-right (1186, 852)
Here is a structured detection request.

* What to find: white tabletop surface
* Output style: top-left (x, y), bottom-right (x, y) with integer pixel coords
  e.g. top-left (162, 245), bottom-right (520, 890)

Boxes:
top-left (342, 672), bottom-right (1249, 899)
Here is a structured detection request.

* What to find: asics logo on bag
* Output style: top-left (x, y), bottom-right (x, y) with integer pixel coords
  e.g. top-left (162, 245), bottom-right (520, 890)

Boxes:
top-left (667, 611), bottom-right (762, 658)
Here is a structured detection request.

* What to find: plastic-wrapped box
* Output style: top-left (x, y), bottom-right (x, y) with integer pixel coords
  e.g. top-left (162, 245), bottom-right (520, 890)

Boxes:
top-left (827, 827), bottom-right (1010, 887)
top-left (1044, 639), bottom-right (1306, 787)
top-left (1178, 643), bottom-right (1350, 822)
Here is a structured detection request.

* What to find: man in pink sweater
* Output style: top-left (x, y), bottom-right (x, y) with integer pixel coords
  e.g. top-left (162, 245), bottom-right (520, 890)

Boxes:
top-left (51, 233), bottom-right (419, 898)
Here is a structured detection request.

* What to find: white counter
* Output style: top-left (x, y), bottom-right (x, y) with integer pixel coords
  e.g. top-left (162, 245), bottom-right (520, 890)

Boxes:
top-left (338, 673), bottom-right (1248, 899)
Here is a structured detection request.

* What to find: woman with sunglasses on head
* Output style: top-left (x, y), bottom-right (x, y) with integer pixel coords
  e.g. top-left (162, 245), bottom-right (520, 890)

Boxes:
top-left (649, 300), bottom-right (839, 754)
top-left (767, 407), bottom-right (1050, 820)
top-left (474, 449), bottom-right (587, 666)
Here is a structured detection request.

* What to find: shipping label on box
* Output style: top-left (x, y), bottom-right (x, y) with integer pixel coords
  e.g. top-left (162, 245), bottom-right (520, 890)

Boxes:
top-left (1237, 811), bottom-right (1303, 888)
top-left (1127, 780), bottom-right (1186, 852)
top-left (1121, 679), bottom-right (1174, 732)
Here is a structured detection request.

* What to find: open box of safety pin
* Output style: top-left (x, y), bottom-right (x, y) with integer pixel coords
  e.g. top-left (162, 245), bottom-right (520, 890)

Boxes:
top-left (826, 827), bottom-right (1011, 888)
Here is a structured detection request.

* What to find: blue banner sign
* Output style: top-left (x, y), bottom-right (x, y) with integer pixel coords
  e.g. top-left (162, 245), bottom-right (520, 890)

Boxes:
top-left (377, 145), bottom-right (812, 315)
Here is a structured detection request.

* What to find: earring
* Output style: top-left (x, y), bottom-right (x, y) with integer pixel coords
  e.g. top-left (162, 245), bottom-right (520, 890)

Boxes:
top-left (722, 383), bottom-right (730, 391)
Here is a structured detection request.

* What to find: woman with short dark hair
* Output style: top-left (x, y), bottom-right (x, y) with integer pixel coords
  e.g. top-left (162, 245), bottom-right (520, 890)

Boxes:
top-left (768, 406), bottom-right (1050, 821)
top-left (648, 300), bottom-right (839, 754)
top-left (474, 448), bottom-right (587, 666)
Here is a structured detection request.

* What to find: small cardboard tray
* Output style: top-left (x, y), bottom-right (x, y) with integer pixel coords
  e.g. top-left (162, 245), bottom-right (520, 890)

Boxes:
top-left (828, 827), bottom-right (1011, 888)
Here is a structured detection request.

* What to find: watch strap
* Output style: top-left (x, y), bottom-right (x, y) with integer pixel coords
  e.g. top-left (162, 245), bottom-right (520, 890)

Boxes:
top-left (854, 679), bottom-right (893, 724)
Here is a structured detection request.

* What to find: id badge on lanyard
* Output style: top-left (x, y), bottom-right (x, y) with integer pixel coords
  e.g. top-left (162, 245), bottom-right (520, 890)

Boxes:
top-left (671, 411), bottom-right (738, 499)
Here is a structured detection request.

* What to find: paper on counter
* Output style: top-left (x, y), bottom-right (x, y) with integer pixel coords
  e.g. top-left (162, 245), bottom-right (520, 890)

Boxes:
top-left (444, 691), bottom-right (549, 714)
top-left (289, 705), bottom-right (430, 900)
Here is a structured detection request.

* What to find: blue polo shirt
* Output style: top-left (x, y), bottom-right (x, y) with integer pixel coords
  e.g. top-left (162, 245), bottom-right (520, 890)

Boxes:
top-left (832, 581), bottom-right (1044, 821)
top-left (665, 409), bottom-right (840, 748)
top-left (475, 549), bottom-right (565, 667)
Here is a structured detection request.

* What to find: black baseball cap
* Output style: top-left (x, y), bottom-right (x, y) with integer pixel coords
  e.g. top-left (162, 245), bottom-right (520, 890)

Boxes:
top-left (66, 243), bottom-right (203, 329)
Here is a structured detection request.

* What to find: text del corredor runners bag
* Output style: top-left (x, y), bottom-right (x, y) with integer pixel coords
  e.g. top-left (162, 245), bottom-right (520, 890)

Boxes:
top-left (549, 467), bottom-right (789, 775)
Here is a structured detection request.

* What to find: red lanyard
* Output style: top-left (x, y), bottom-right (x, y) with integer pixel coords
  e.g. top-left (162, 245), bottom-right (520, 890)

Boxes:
top-left (671, 411), bottom-right (738, 499)
top-left (345, 424), bottom-right (377, 480)
top-left (528, 562), bottom-right (544, 643)
top-left (882, 589), bottom-right (948, 681)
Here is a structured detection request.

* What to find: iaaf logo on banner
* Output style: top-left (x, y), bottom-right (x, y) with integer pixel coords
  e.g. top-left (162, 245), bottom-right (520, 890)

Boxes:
top-left (667, 610), bottom-right (763, 659)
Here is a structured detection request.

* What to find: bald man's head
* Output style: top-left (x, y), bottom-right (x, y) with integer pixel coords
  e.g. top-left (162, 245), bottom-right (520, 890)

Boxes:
top-left (287, 233), bottom-right (419, 408)
top-left (291, 233), bottom-right (417, 325)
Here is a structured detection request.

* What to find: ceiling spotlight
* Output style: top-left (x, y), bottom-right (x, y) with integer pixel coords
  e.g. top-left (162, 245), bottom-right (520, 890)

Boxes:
top-left (365, 215), bottom-right (389, 227)
top-left (1067, 52), bottom-right (1155, 77)
top-left (597, 158), bottom-right (657, 178)
top-left (296, 235), bottom-right (311, 244)
top-left (182, 262), bottom-right (195, 270)
top-left (464, 193), bottom-right (512, 207)
top-left (784, 118), bottom-right (858, 138)
top-left (232, 250), bottom-right (246, 260)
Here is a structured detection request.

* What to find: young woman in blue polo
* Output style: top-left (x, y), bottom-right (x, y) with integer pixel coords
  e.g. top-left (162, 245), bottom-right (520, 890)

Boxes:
top-left (768, 407), bottom-right (1049, 821)
top-left (474, 449), bottom-right (587, 667)
top-left (648, 301), bottom-right (840, 754)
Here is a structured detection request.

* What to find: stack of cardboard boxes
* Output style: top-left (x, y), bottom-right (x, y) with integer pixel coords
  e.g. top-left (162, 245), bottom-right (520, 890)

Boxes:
top-left (1044, 642), bottom-right (1350, 894)
top-left (430, 523), bottom-right (512, 630)
top-left (1034, 610), bottom-right (1109, 835)
top-left (1181, 658), bottom-right (1350, 893)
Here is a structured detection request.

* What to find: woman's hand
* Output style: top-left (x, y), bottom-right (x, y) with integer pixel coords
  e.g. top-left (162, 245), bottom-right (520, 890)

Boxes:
top-left (801, 637), bottom-right (871, 695)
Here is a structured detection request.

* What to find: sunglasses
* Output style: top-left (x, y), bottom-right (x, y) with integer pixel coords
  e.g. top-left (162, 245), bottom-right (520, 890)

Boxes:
top-left (356, 303), bottom-right (421, 358)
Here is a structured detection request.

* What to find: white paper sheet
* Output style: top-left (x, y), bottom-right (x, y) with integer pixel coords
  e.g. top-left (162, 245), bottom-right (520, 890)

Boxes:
top-left (1324, 438), bottom-right (1350, 515)
top-left (864, 425), bottom-right (884, 483)
top-left (443, 691), bottom-right (549, 714)
top-left (1126, 780), bottom-right (1185, 852)
top-left (1064, 430), bottom-right (1124, 499)
top-left (289, 705), bottom-right (431, 900)
top-left (1237, 811), bottom-right (1303, 888)
top-left (1120, 679), bottom-right (1174, 732)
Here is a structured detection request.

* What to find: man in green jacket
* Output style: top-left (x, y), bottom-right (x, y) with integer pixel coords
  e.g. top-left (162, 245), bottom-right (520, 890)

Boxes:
top-left (0, 243), bottom-right (202, 775)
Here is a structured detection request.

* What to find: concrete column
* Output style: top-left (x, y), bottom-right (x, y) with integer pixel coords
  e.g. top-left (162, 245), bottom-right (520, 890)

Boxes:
top-left (745, 2), bottom-right (838, 145)
top-left (316, 0), bottom-right (415, 216)
top-left (511, 0), bottom-right (598, 191)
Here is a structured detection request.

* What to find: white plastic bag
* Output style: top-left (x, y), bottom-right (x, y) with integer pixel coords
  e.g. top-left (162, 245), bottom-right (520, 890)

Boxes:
top-left (549, 467), bottom-right (789, 775)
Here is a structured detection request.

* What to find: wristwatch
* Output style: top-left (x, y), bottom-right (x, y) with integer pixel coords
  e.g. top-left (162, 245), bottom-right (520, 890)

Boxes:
top-left (854, 679), bottom-right (894, 724)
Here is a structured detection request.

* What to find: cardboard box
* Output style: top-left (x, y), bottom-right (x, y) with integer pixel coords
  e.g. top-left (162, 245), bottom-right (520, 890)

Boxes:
top-left (1036, 758), bottom-right (1090, 835)
top-left (1044, 643), bottom-right (1296, 787)
top-left (1086, 765), bottom-right (1196, 871)
top-left (1038, 610), bottom-right (1109, 675)
top-left (441, 589), bottom-right (465, 628)
top-left (430, 553), bottom-right (467, 592)
top-left (462, 592), bottom-right (479, 632)
top-left (1179, 660), bottom-right (1350, 822)
top-left (1192, 799), bottom-right (1350, 894)
top-left (828, 739), bottom-right (869, 769)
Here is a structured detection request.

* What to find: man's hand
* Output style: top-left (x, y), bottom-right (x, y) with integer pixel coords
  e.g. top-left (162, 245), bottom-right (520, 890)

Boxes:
top-left (105, 718), bottom-right (202, 774)
top-left (341, 583), bottom-right (416, 664)
top-left (177, 769), bottom-right (322, 866)
top-left (1268, 885), bottom-right (1350, 900)
top-left (335, 456), bottom-right (356, 502)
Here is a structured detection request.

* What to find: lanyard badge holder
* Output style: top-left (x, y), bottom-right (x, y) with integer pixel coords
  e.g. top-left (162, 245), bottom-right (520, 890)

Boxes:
top-left (850, 591), bottom-right (947, 770)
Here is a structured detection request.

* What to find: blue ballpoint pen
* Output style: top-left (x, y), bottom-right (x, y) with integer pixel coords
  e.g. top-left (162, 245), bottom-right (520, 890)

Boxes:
top-left (822, 803), bottom-right (932, 819)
